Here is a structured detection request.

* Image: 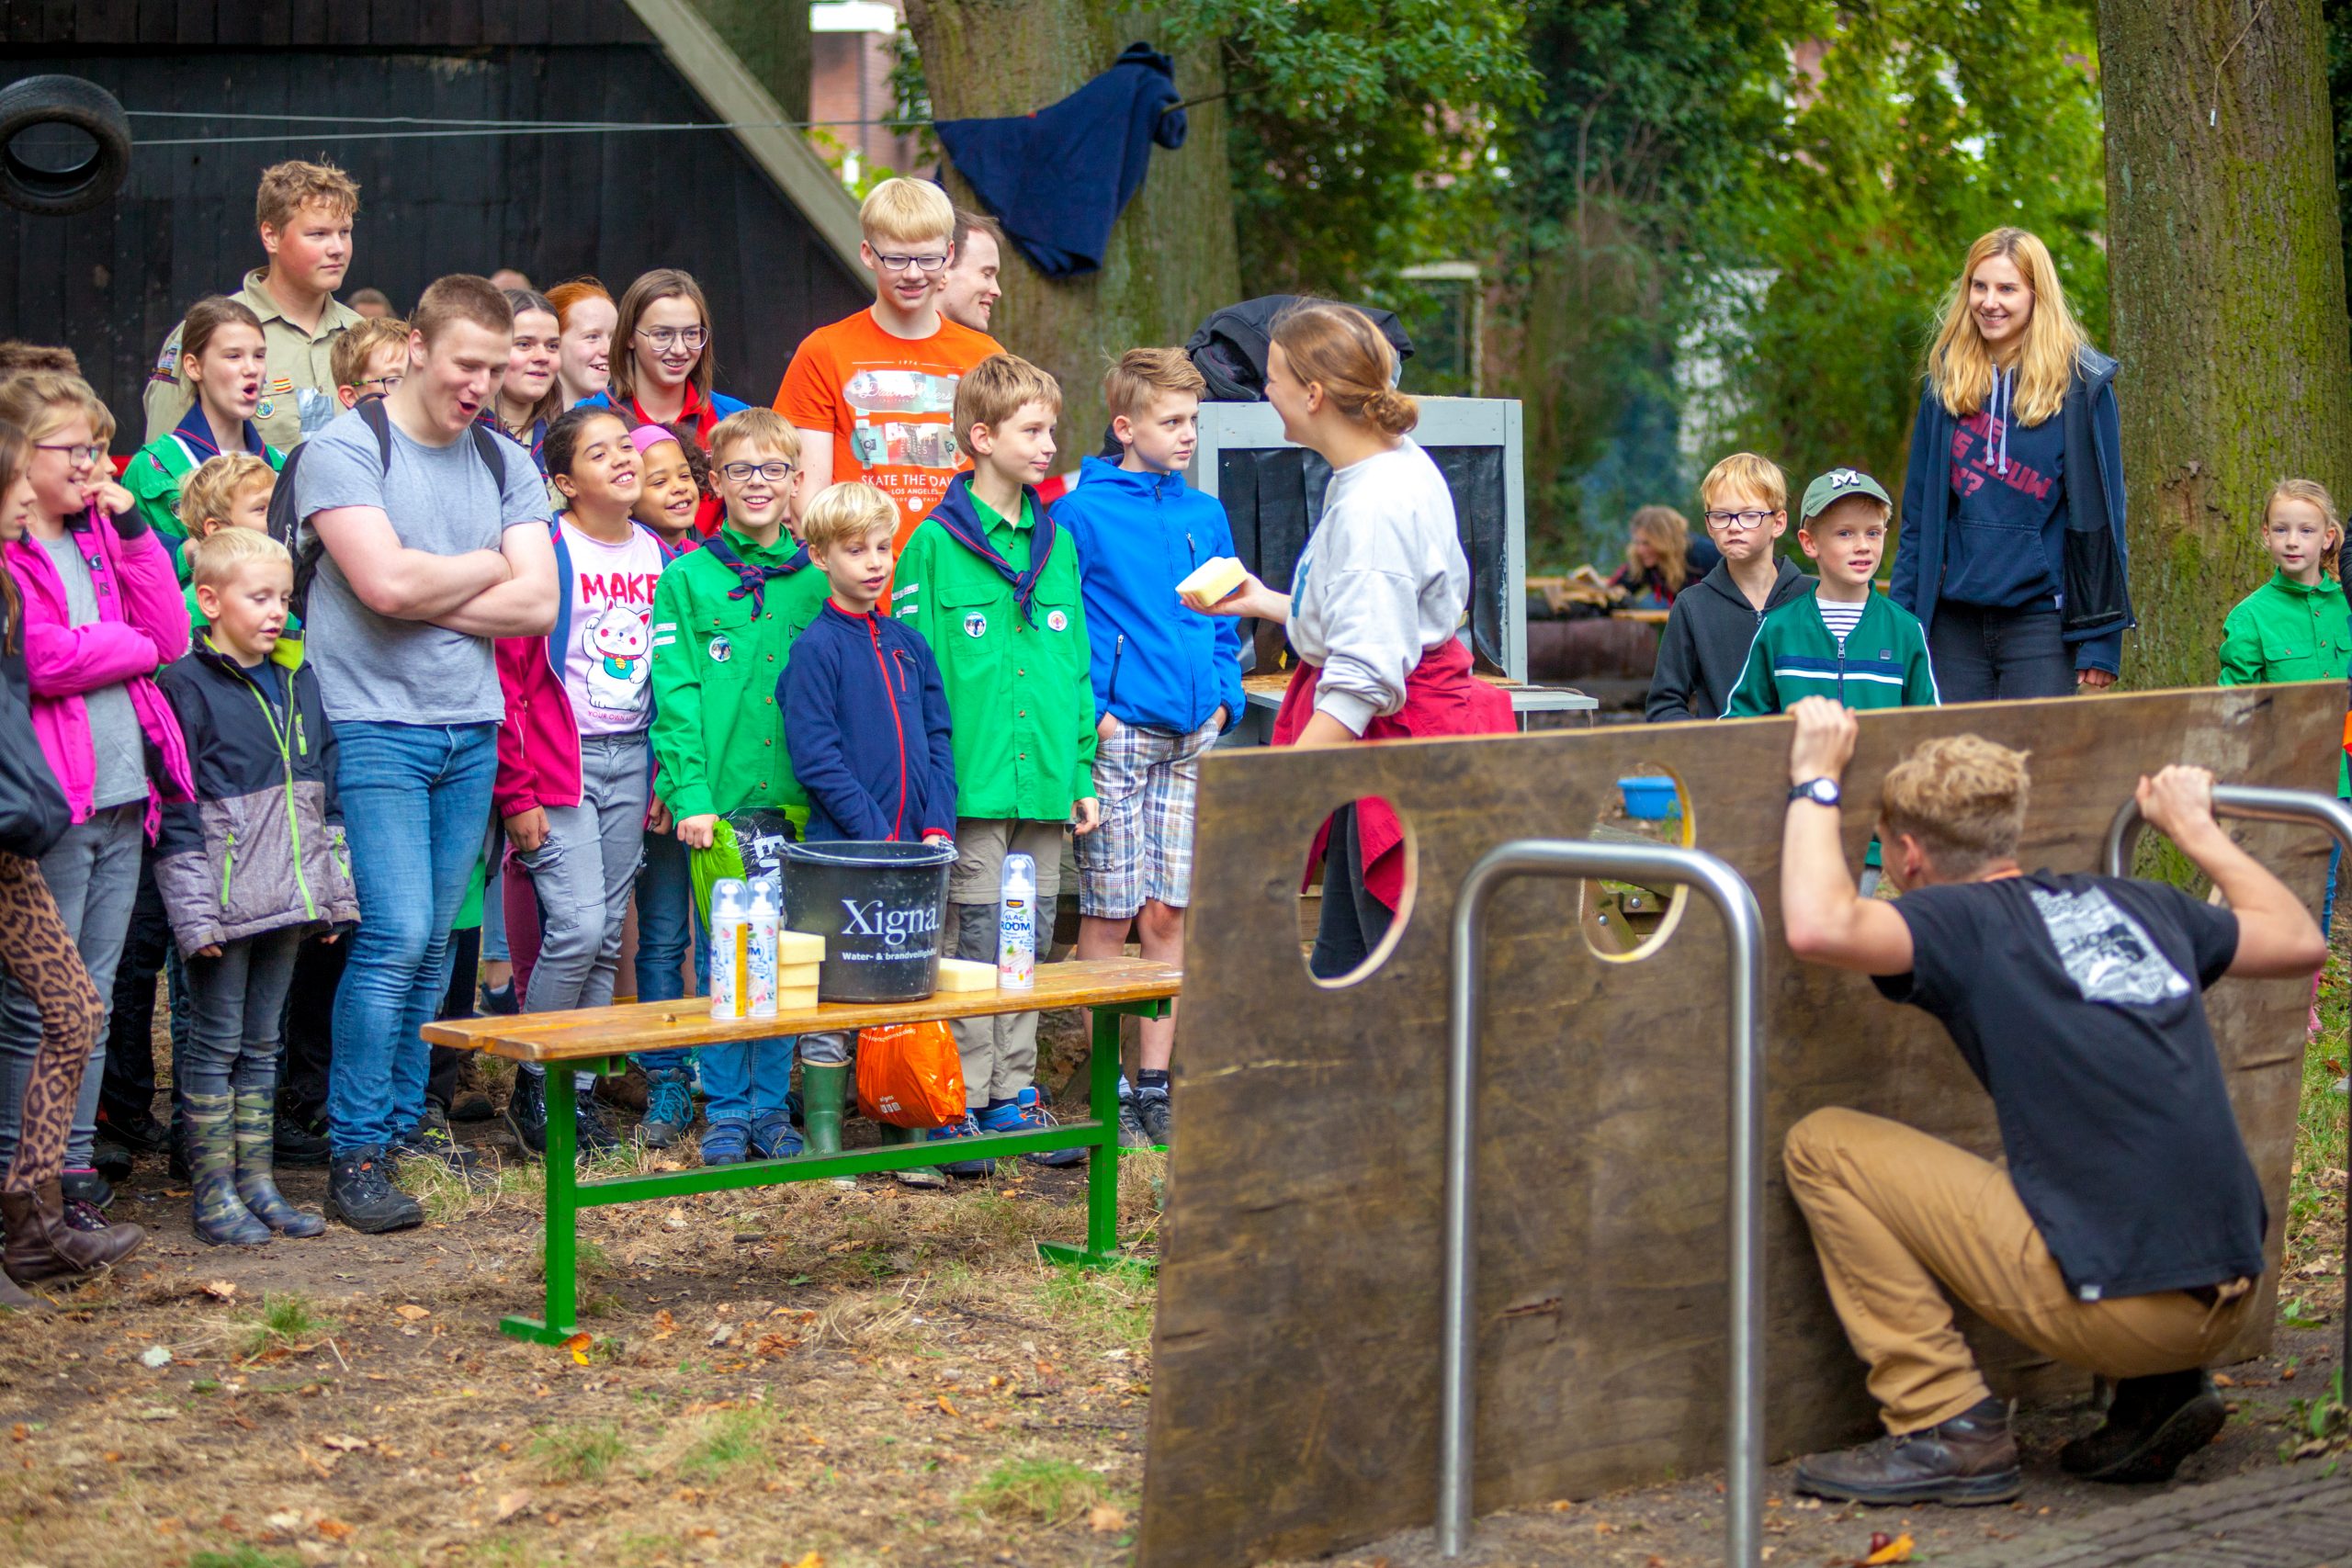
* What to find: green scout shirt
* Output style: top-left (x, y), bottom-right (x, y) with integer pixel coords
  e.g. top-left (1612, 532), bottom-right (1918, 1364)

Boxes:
top-left (2217, 569), bottom-right (2352, 793)
top-left (124, 432), bottom-right (287, 582)
top-left (1724, 589), bottom-right (1940, 716)
top-left (893, 489), bottom-right (1098, 821)
top-left (142, 268), bottom-right (365, 452)
top-left (649, 525), bottom-right (830, 822)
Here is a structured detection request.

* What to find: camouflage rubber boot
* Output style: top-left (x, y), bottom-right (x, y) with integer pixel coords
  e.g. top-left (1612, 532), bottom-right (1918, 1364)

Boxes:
top-left (233, 1089), bottom-right (325, 1238)
top-left (187, 1090), bottom-right (272, 1247)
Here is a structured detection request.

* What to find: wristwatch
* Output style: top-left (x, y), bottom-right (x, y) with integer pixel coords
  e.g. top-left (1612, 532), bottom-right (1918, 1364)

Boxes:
top-left (1788, 778), bottom-right (1841, 807)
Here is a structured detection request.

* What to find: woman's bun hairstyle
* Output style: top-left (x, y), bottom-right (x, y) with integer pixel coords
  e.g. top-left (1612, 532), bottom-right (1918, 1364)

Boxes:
top-left (1270, 299), bottom-right (1418, 435)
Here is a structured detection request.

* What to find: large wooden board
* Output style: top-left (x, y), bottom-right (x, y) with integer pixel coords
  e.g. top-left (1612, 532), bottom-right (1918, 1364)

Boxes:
top-left (1141, 684), bottom-right (2336, 1568)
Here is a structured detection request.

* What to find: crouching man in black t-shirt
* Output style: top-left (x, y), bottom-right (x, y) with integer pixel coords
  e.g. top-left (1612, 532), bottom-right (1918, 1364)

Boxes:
top-left (1776, 697), bottom-right (2326, 1506)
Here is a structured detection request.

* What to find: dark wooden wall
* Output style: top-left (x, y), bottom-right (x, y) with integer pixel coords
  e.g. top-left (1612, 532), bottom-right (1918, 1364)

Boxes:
top-left (0, 1), bottom-right (867, 437)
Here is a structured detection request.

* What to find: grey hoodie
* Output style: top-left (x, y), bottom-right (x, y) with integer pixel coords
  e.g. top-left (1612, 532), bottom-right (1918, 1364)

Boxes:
top-left (1645, 557), bottom-right (1813, 722)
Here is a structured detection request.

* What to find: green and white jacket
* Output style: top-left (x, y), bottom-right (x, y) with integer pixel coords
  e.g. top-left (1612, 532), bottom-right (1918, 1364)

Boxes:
top-left (1724, 588), bottom-right (1940, 716)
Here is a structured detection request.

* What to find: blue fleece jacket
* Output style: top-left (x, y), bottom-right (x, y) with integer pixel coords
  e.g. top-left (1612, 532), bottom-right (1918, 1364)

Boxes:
top-left (782, 600), bottom-right (957, 845)
top-left (1892, 351), bottom-right (2130, 674)
top-left (1055, 457), bottom-right (1245, 735)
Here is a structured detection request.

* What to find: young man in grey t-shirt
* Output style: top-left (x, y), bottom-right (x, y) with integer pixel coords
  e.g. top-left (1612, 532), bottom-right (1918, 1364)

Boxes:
top-left (294, 274), bottom-right (556, 1232)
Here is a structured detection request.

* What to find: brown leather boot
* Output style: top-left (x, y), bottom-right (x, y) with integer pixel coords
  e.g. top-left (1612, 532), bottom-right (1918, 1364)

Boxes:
top-left (1, 1179), bottom-right (145, 1281)
top-left (0, 1269), bottom-right (48, 1312)
top-left (1794, 1396), bottom-right (2021, 1506)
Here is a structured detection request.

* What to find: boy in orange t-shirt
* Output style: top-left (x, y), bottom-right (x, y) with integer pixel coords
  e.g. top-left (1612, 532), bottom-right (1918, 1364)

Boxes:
top-left (775, 177), bottom-right (1004, 549)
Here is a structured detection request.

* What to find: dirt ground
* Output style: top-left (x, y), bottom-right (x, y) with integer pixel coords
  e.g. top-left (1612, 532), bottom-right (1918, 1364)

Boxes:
top-left (0, 1000), bottom-right (2343, 1568)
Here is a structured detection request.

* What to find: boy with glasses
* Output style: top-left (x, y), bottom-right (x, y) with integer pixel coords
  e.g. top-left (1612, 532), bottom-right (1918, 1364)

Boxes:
top-left (775, 178), bottom-right (1004, 553)
top-left (1645, 451), bottom-right (1813, 722)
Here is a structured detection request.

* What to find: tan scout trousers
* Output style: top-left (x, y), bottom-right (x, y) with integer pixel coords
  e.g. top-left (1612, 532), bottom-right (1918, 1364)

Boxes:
top-left (1782, 1108), bottom-right (2255, 1434)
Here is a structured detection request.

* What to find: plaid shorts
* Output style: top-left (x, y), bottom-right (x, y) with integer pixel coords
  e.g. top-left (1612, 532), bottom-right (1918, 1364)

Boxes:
top-left (1075, 713), bottom-right (1222, 919)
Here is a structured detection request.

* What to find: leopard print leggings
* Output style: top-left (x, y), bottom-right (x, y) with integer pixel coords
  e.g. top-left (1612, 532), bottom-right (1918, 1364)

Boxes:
top-left (0, 852), bottom-right (102, 1193)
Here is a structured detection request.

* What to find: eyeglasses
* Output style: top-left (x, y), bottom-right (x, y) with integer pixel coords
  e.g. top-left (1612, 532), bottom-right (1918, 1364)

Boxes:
top-left (359, 375), bottom-right (403, 393)
top-left (35, 441), bottom-right (106, 466)
top-left (875, 253), bottom-right (949, 275)
top-left (638, 326), bottom-right (708, 353)
top-left (720, 460), bottom-right (795, 483)
top-left (1704, 509), bottom-right (1777, 531)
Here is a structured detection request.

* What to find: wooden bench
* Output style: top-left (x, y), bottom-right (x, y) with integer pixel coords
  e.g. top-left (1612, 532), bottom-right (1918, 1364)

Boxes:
top-left (422, 957), bottom-right (1182, 1346)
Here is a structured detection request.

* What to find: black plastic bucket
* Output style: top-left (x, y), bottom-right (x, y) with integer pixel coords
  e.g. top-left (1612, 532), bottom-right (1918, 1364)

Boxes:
top-left (780, 839), bottom-right (957, 1001)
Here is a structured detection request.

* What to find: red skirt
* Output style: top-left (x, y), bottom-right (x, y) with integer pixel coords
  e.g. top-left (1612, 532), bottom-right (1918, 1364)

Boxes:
top-left (1272, 637), bottom-right (1513, 909)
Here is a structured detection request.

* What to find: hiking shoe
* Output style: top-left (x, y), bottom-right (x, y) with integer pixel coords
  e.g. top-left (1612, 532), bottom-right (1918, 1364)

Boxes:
top-left (390, 1121), bottom-right (486, 1181)
top-left (59, 1169), bottom-right (111, 1212)
top-left (1115, 1094), bottom-right (1152, 1151)
top-left (327, 1149), bottom-right (424, 1234)
top-left (594, 1065), bottom-right (648, 1117)
top-left (1794, 1397), bottom-right (2020, 1506)
top-left (700, 1119), bottom-right (751, 1167)
top-left (750, 1111), bottom-right (802, 1161)
top-left (1136, 1088), bottom-right (1172, 1149)
top-left (97, 1107), bottom-right (170, 1154)
top-left (447, 1055), bottom-right (497, 1122)
top-left (91, 1139), bottom-right (134, 1185)
top-left (574, 1096), bottom-right (623, 1158)
top-left (479, 978), bottom-right (517, 1016)
top-left (2060, 1370), bottom-right (2225, 1483)
top-left (979, 1089), bottom-right (1085, 1168)
top-left (274, 1113), bottom-right (332, 1167)
top-left (930, 1112), bottom-right (996, 1179)
top-left (638, 1068), bottom-right (696, 1148)
top-left (504, 1069), bottom-right (548, 1156)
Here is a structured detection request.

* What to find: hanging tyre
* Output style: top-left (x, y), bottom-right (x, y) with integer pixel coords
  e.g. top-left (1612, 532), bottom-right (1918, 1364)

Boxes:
top-left (0, 74), bottom-right (131, 217)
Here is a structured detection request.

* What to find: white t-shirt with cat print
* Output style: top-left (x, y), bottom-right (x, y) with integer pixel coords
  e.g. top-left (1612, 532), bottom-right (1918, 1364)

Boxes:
top-left (559, 519), bottom-right (665, 734)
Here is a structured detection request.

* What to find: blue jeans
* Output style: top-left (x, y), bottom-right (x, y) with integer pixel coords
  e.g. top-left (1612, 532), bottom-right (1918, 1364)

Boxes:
top-left (632, 829), bottom-right (695, 1072)
top-left (699, 1037), bottom-right (793, 1126)
top-left (328, 721), bottom-right (498, 1156)
top-left (1925, 601), bottom-right (2075, 703)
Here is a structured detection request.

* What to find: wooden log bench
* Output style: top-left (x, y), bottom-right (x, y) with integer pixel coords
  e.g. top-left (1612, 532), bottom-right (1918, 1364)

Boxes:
top-left (421, 957), bottom-right (1182, 1346)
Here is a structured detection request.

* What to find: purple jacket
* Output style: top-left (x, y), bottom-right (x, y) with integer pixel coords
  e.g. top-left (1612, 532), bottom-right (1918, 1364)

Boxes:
top-left (4, 506), bottom-right (194, 832)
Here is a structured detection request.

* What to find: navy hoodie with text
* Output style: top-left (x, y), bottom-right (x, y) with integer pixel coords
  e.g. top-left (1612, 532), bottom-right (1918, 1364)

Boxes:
top-left (782, 601), bottom-right (958, 845)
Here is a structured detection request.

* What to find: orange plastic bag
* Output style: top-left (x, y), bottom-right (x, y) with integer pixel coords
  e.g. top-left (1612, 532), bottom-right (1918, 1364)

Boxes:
top-left (855, 1021), bottom-right (966, 1129)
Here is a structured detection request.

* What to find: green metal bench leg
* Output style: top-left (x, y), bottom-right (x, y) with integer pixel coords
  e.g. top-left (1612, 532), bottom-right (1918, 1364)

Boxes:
top-left (1036, 999), bottom-right (1145, 1271)
top-left (503, 1066), bottom-right (583, 1346)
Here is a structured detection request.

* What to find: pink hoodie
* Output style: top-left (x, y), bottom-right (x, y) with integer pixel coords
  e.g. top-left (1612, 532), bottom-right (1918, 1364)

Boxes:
top-left (5, 506), bottom-right (194, 832)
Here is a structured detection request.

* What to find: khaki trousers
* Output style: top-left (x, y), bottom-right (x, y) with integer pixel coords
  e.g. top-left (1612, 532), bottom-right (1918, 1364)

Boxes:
top-left (945, 818), bottom-right (1065, 1107)
top-left (1782, 1108), bottom-right (2255, 1433)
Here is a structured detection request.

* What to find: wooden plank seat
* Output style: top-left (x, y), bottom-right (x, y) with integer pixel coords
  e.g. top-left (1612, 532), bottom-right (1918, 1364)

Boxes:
top-left (422, 958), bottom-right (1182, 1344)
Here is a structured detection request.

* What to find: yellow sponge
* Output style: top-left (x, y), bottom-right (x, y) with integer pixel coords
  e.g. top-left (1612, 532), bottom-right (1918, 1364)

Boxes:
top-left (1177, 555), bottom-right (1247, 605)
top-left (775, 962), bottom-right (820, 992)
top-left (773, 986), bottom-right (820, 1012)
top-left (933, 956), bottom-right (998, 992)
top-left (776, 930), bottom-right (827, 964)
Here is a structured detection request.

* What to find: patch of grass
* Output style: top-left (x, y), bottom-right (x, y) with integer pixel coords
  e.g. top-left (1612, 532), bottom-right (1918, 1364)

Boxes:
top-left (397, 1156), bottom-right (536, 1223)
top-left (2291, 949), bottom-right (2350, 1277)
top-left (235, 1292), bottom-right (334, 1359)
top-left (191, 1550), bottom-right (303, 1568)
top-left (963, 1454), bottom-right (1112, 1525)
top-left (1035, 1259), bottom-right (1156, 1351)
top-left (679, 1404), bottom-right (781, 1477)
top-left (531, 1419), bottom-right (627, 1482)
top-left (529, 1236), bottom-right (613, 1281)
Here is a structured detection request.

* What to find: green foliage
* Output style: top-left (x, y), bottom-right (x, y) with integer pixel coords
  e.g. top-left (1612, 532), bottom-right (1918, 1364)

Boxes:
top-left (236, 1292), bottom-right (335, 1359)
top-left (532, 1420), bottom-right (628, 1483)
top-left (964, 1454), bottom-right (1114, 1524)
top-left (1707, 0), bottom-right (2109, 507)
top-left (1157, 0), bottom-right (1539, 299)
top-left (680, 1404), bottom-right (782, 1477)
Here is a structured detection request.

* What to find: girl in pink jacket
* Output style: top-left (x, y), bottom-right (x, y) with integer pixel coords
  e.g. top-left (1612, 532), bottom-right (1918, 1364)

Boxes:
top-left (0, 372), bottom-right (192, 1230)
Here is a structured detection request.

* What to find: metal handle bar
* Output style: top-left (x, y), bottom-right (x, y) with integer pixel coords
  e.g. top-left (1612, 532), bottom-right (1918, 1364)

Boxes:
top-left (2104, 783), bottom-right (2352, 1382)
top-left (1440, 840), bottom-right (1768, 1565)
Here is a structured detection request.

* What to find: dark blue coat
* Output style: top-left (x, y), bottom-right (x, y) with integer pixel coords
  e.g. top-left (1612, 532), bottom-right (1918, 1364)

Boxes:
top-left (1891, 348), bottom-right (2132, 675)
top-left (782, 600), bottom-right (957, 845)
top-left (933, 43), bottom-right (1187, 278)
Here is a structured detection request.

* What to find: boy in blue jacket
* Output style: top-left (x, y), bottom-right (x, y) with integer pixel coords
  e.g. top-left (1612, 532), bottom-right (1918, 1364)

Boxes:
top-left (782, 480), bottom-right (956, 1166)
top-left (1057, 349), bottom-right (1244, 1149)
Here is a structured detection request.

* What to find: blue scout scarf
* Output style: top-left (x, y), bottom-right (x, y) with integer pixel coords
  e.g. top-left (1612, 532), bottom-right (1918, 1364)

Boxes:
top-left (934, 481), bottom-right (1058, 625)
top-left (700, 531), bottom-right (809, 617)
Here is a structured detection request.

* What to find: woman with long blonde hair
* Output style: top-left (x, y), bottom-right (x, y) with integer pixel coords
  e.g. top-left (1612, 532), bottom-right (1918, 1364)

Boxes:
top-left (1889, 227), bottom-right (2132, 698)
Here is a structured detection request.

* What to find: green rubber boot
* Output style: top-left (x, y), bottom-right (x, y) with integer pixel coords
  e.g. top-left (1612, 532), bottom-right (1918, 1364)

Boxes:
top-left (799, 1064), bottom-right (849, 1157)
top-left (187, 1090), bottom-right (272, 1247)
top-left (234, 1088), bottom-right (326, 1238)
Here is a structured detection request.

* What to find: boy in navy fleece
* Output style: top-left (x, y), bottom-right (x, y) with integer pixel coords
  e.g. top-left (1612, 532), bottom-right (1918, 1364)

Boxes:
top-left (1057, 348), bottom-right (1244, 1149)
top-left (782, 480), bottom-right (956, 1166)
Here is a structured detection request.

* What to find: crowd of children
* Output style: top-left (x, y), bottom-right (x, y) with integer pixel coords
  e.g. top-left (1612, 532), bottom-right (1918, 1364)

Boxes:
top-left (0, 149), bottom-right (2343, 1381)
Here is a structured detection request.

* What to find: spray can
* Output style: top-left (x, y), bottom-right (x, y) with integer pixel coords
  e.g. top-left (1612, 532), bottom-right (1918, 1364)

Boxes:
top-left (998, 852), bottom-right (1036, 991)
top-left (709, 878), bottom-right (750, 1020)
top-left (748, 875), bottom-right (781, 1019)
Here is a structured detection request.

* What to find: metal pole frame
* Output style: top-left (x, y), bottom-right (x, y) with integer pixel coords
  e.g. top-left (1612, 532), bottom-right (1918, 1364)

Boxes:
top-left (1438, 840), bottom-right (1768, 1564)
top-left (2103, 783), bottom-right (2352, 1386)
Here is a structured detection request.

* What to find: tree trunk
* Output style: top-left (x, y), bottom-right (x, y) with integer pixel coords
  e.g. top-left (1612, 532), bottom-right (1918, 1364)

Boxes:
top-left (2098, 0), bottom-right (2352, 688)
top-left (903, 1), bottom-right (1241, 462)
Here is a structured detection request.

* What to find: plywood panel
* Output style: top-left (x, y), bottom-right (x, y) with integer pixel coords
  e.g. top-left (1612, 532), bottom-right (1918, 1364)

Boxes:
top-left (1140, 682), bottom-right (2337, 1568)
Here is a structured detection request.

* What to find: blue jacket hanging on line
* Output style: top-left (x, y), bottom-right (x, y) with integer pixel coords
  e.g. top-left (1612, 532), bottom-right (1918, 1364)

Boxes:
top-left (933, 42), bottom-right (1187, 279)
